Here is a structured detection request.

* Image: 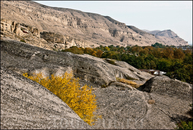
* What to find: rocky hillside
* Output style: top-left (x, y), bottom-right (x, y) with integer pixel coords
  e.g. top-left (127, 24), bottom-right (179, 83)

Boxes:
top-left (1, 0), bottom-right (188, 49)
top-left (1, 39), bottom-right (192, 129)
top-left (145, 30), bottom-right (188, 46)
top-left (1, 1), bottom-right (192, 129)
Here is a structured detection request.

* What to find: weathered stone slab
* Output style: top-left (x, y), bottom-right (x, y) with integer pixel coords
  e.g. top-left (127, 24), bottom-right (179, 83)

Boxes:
top-left (1, 67), bottom-right (91, 129)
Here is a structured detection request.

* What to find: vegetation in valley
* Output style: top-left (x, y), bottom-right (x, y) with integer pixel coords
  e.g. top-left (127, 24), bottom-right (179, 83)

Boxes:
top-left (62, 43), bottom-right (193, 84)
top-left (23, 72), bottom-right (101, 126)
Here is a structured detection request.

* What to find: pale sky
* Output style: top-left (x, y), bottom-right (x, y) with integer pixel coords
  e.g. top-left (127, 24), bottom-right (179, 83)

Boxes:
top-left (35, 1), bottom-right (192, 45)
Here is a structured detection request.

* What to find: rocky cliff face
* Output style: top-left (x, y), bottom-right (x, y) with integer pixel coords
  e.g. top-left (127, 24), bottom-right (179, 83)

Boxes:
top-left (0, 18), bottom-right (89, 51)
top-left (1, 1), bottom-right (188, 47)
top-left (1, 39), bottom-right (192, 129)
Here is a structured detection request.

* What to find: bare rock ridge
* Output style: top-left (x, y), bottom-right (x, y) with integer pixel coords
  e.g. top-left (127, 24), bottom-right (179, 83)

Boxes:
top-left (128, 25), bottom-right (153, 36)
top-left (1, 39), bottom-right (192, 129)
top-left (1, 67), bottom-right (91, 129)
top-left (144, 29), bottom-right (188, 46)
top-left (1, 0), bottom-right (188, 48)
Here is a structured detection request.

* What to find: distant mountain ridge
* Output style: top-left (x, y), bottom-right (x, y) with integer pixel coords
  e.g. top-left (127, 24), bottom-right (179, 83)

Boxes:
top-left (0, 0), bottom-right (188, 48)
top-left (144, 29), bottom-right (188, 46)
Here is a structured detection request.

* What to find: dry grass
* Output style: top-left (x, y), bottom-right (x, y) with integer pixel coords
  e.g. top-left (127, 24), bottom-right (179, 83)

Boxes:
top-left (147, 99), bottom-right (155, 104)
top-left (116, 77), bottom-right (141, 88)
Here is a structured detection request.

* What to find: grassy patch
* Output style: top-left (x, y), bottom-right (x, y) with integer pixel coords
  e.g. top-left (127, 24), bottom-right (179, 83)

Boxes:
top-left (20, 39), bottom-right (26, 43)
top-left (106, 59), bottom-right (117, 65)
top-left (101, 84), bottom-right (108, 88)
top-left (116, 77), bottom-right (140, 88)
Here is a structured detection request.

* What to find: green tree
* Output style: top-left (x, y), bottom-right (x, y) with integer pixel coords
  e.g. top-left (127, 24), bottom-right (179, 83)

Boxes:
top-left (104, 46), bottom-right (110, 51)
top-left (162, 47), bottom-right (174, 59)
top-left (62, 46), bottom-right (84, 54)
top-left (157, 58), bottom-right (172, 72)
top-left (96, 50), bottom-right (103, 57)
top-left (174, 48), bottom-right (185, 59)
top-left (84, 48), bottom-right (94, 55)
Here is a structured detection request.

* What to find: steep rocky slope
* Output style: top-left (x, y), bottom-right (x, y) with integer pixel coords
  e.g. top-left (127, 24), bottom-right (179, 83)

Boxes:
top-left (1, 0), bottom-right (188, 48)
top-left (1, 39), bottom-right (192, 129)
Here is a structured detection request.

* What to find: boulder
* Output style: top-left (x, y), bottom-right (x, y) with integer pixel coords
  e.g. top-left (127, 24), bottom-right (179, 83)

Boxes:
top-left (91, 82), bottom-right (192, 129)
top-left (138, 75), bottom-right (192, 100)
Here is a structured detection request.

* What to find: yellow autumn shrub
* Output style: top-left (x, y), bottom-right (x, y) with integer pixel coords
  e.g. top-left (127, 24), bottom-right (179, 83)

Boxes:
top-left (23, 72), bottom-right (101, 125)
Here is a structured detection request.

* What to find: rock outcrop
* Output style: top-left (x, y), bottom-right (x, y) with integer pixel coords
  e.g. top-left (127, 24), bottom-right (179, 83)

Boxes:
top-left (0, 18), bottom-right (90, 51)
top-left (1, 18), bottom-right (40, 37)
top-left (1, 38), bottom-right (192, 129)
top-left (1, 67), bottom-right (91, 129)
top-left (1, 1), bottom-right (188, 47)
top-left (91, 76), bottom-right (192, 129)
top-left (1, 39), bottom-right (153, 87)
top-left (40, 31), bottom-right (88, 49)
top-left (138, 75), bottom-right (192, 100)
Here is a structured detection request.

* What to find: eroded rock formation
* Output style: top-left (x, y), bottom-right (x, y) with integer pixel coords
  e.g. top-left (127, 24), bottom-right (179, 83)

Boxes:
top-left (1, 18), bottom-right (90, 51)
top-left (1, 19), bottom-right (40, 37)
top-left (1, 1), bottom-right (189, 47)
top-left (1, 39), bottom-right (192, 129)
top-left (1, 39), bottom-right (153, 87)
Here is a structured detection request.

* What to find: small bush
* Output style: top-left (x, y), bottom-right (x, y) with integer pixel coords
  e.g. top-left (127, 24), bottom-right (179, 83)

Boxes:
top-left (62, 46), bottom-right (84, 54)
top-left (106, 59), bottom-right (116, 65)
top-left (101, 84), bottom-right (108, 88)
top-left (176, 121), bottom-right (192, 130)
top-left (20, 39), bottom-right (26, 43)
top-left (23, 72), bottom-right (101, 125)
